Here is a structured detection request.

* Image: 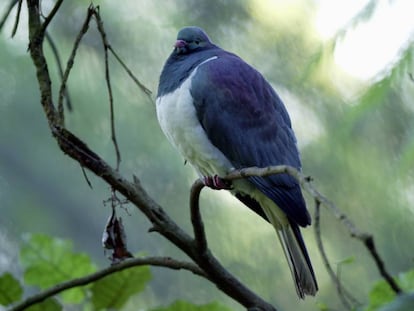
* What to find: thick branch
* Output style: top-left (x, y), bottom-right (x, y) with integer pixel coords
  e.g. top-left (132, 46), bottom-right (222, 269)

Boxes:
top-left (190, 179), bottom-right (208, 252)
top-left (27, 0), bottom-right (58, 125)
top-left (25, 3), bottom-right (277, 309)
top-left (8, 256), bottom-right (206, 311)
top-left (24, 0), bottom-right (403, 307)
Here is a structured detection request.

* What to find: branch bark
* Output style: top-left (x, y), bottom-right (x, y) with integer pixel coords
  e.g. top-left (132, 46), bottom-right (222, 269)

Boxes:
top-left (20, 1), bottom-right (402, 310)
top-left (25, 1), bottom-right (277, 310)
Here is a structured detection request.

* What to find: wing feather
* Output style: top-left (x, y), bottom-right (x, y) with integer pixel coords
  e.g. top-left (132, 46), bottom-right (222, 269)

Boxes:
top-left (191, 53), bottom-right (311, 227)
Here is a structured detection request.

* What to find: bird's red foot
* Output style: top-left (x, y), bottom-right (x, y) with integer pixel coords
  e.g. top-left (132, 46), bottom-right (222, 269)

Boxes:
top-left (203, 175), bottom-right (232, 190)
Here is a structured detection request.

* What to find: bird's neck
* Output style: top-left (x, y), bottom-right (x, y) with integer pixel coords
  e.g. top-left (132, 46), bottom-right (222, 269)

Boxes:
top-left (157, 47), bottom-right (221, 97)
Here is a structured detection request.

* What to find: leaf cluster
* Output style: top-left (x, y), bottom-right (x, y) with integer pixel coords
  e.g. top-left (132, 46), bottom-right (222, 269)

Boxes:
top-left (0, 234), bottom-right (228, 311)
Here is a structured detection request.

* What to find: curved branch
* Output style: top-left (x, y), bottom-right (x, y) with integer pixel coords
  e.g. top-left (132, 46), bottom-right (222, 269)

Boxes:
top-left (11, 0), bottom-right (22, 37)
top-left (8, 256), bottom-right (207, 311)
top-left (0, 0), bottom-right (19, 32)
top-left (314, 200), bottom-right (359, 308)
top-left (190, 179), bottom-right (208, 252)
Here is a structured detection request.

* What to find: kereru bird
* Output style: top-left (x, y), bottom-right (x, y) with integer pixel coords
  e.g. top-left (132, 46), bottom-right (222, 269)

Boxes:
top-left (156, 26), bottom-right (318, 298)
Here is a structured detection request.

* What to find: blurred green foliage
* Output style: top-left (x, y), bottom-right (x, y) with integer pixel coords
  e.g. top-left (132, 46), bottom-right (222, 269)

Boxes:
top-left (0, 273), bottom-right (22, 305)
top-left (0, 234), bottom-right (230, 310)
top-left (90, 261), bottom-right (151, 310)
top-left (365, 270), bottom-right (414, 311)
top-left (25, 298), bottom-right (62, 311)
top-left (20, 233), bottom-right (96, 303)
top-left (1, 1), bottom-right (413, 311)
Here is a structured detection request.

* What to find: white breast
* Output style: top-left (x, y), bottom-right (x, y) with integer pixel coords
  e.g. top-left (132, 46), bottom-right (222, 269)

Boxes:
top-left (156, 57), bottom-right (234, 177)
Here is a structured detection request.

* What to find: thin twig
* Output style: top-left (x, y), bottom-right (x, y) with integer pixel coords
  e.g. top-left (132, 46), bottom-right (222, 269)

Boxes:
top-left (190, 179), bottom-right (208, 252)
top-left (108, 45), bottom-right (153, 100)
top-left (314, 200), bottom-right (358, 309)
top-left (363, 235), bottom-right (402, 294)
top-left (57, 4), bottom-right (95, 125)
top-left (39, 0), bottom-right (64, 34)
top-left (314, 201), bottom-right (344, 304)
top-left (0, 0), bottom-right (19, 32)
top-left (45, 31), bottom-right (72, 112)
top-left (11, 0), bottom-right (22, 37)
top-left (93, 6), bottom-right (121, 171)
top-left (8, 256), bottom-right (207, 311)
top-left (81, 165), bottom-right (93, 189)
top-left (225, 165), bottom-right (403, 295)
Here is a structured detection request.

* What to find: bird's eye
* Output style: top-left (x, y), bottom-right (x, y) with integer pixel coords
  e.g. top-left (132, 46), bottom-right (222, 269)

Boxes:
top-left (195, 40), bottom-right (200, 45)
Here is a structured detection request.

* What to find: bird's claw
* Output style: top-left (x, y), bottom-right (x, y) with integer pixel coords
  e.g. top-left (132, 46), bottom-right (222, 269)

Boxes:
top-left (203, 175), bottom-right (233, 190)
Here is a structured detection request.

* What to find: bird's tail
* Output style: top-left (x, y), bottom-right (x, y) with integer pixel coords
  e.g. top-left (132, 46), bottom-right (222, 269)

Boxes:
top-left (260, 200), bottom-right (318, 298)
top-left (277, 222), bottom-right (318, 298)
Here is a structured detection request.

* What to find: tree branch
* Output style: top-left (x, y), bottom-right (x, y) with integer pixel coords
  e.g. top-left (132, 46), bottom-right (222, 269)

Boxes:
top-left (23, 0), bottom-right (403, 308)
top-left (190, 179), bottom-right (208, 252)
top-left (25, 2), bottom-right (277, 309)
top-left (39, 0), bottom-right (64, 34)
top-left (8, 256), bottom-right (207, 311)
top-left (108, 45), bottom-right (153, 99)
top-left (45, 31), bottom-right (72, 111)
top-left (0, 0), bottom-right (19, 33)
top-left (93, 6), bottom-right (121, 170)
top-left (11, 0), bottom-right (22, 37)
top-left (57, 3), bottom-right (95, 125)
top-left (225, 165), bottom-right (403, 295)
top-left (314, 200), bottom-right (360, 309)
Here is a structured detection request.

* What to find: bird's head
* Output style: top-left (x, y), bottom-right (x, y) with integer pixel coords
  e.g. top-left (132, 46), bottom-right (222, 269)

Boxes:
top-left (173, 26), bottom-right (213, 55)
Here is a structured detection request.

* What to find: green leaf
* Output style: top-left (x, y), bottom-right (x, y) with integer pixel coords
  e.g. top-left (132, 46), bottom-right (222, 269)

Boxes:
top-left (0, 272), bottom-right (23, 306)
top-left (25, 298), bottom-right (62, 311)
top-left (150, 300), bottom-right (234, 311)
top-left (365, 269), bottom-right (414, 311)
top-left (20, 233), bottom-right (96, 304)
top-left (337, 256), bottom-right (355, 265)
top-left (315, 301), bottom-right (329, 311)
top-left (366, 280), bottom-right (396, 311)
top-left (91, 265), bottom-right (151, 310)
top-left (398, 269), bottom-right (414, 290)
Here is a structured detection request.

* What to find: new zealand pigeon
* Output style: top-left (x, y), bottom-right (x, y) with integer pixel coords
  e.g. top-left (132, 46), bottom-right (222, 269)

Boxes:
top-left (156, 26), bottom-right (318, 298)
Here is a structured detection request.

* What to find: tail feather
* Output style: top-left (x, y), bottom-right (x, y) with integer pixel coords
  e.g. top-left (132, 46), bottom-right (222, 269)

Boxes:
top-left (258, 196), bottom-right (318, 298)
top-left (278, 224), bottom-right (318, 298)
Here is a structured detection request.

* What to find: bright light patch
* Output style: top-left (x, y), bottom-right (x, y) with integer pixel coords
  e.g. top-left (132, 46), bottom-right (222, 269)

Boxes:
top-left (315, 0), bottom-right (369, 40)
top-left (250, 0), bottom-right (304, 27)
top-left (316, 0), bottom-right (414, 80)
top-left (334, 0), bottom-right (414, 80)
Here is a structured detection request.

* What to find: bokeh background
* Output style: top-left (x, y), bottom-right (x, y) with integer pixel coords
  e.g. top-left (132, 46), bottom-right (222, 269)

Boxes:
top-left (1, 0), bottom-right (414, 310)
